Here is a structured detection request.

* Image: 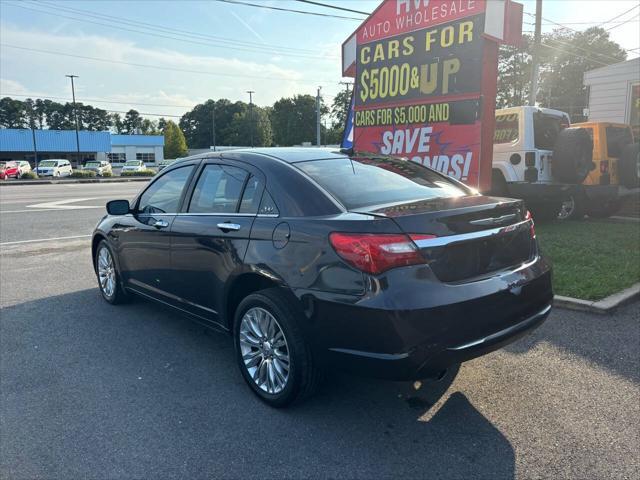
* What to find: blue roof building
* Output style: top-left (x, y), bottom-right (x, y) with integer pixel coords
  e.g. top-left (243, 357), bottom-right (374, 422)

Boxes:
top-left (0, 129), bottom-right (164, 166)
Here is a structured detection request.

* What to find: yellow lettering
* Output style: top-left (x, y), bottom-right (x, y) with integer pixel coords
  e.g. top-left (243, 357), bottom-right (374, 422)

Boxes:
top-left (441, 26), bottom-right (454, 48)
top-left (373, 44), bottom-right (385, 62)
top-left (360, 46), bottom-right (371, 65)
top-left (459, 21), bottom-right (473, 43)
top-left (442, 58), bottom-right (460, 94)
top-left (402, 36), bottom-right (414, 56)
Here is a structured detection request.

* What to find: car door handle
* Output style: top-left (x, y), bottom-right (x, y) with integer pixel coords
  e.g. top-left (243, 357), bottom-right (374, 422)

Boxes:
top-left (217, 222), bottom-right (241, 232)
top-left (153, 219), bottom-right (170, 229)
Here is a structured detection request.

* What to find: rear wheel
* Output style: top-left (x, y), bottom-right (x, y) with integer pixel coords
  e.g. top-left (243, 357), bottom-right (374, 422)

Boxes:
top-left (557, 195), bottom-right (584, 221)
top-left (234, 288), bottom-right (321, 407)
top-left (587, 199), bottom-right (623, 218)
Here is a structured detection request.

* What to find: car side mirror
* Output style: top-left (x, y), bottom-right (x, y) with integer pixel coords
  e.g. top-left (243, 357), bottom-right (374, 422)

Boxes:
top-left (106, 199), bottom-right (130, 215)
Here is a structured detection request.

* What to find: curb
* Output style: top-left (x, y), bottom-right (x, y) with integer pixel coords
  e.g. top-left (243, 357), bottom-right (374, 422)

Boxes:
top-left (554, 282), bottom-right (640, 314)
top-left (0, 178), bottom-right (152, 186)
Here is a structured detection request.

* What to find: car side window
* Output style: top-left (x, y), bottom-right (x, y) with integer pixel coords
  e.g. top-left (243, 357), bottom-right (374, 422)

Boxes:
top-left (188, 164), bottom-right (248, 214)
top-left (137, 165), bottom-right (194, 215)
top-left (239, 175), bottom-right (261, 214)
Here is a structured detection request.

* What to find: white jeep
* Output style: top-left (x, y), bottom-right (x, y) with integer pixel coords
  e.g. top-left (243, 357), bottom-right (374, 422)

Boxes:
top-left (491, 106), bottom-right (619, 220)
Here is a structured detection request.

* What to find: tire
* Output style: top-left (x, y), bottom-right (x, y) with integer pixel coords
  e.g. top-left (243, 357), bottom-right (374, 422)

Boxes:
top-left (233, 288), bottom-right (321, 407)
top-left (94, 240), bottom-right (128, 304)
top-left (557, 195), bottom-right (585, 221)
top-left (552, 128), bottom-right (594, 184)
top-left (587, 199), bottom-right (623, 218)
top-left (618, 143), bottom-right (640, 188)
top-left (528, 202), bottom-right (562, 222)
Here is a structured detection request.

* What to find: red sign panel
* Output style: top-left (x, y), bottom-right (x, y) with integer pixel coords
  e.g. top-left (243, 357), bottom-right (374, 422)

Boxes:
top-left (344, 0), bottom-right (520, 191)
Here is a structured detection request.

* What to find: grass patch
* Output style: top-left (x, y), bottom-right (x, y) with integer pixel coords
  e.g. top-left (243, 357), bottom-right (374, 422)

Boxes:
top-left (71, 170), bottom-right (96, 178)
top-left (536, 219), bottom-right (640, 301)
top-left (120, 169), bottom-right (155, 177)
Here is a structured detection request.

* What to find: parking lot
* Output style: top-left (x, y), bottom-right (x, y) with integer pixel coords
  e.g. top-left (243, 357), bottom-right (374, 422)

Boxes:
top-left (1, 183), bottom-right (639, 479)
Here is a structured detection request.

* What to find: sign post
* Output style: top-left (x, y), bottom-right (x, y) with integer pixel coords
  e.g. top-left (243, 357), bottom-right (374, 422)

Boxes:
top-left (342, 0), bottom-right (523, 192)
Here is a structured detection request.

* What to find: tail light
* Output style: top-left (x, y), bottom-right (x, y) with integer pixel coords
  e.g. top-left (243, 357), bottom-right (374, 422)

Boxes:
top-left (329, 233), bottom-right (435, 275)
top-left (600, 160), bottom-right (609, 174)
top-left (526, 210), bottom-right (536, 237)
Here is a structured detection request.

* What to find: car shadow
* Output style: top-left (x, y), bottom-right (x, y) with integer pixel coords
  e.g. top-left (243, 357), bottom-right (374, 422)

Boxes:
top-left (503, 304), bottom-right (639, 383)
top-left (1, 288), bottom-right (515, 479)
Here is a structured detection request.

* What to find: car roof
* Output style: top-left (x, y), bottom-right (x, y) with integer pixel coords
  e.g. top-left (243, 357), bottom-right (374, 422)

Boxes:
top-left (178, 147), bottom-right (348, 165)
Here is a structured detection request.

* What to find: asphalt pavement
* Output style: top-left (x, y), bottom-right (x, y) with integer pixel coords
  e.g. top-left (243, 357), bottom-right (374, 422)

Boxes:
top-left (1, 184), bottom-right (639, 479)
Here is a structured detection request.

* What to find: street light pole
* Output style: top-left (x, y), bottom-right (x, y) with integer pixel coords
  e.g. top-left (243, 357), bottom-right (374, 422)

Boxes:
top-left (316, 86), bottom-right (322, 147)
top-left (246, 90), bottom-right (255, 148)
top-left (529, 0), bottom-right (542, 106)
top-left (66, 74), bottom-right (81, 168)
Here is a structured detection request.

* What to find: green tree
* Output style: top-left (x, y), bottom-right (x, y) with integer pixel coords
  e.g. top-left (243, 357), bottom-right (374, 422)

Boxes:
top-left (180, 99), bottom-right (246, 148)
top-left (222, 105), bottom-right (272, 147)
top-left (122, 109), bottom-right (142, 134)
top-left (497, 35), bottom-right (532, 108)
top-left (269, 94), bottom-right (327, 146)
top-left (0, 97), bottom-right (27, 128)
top-left (536, 27), bottom-right (626, 121)
top-left (330, 88), bottom-right (352, 130)
top-left (163, 120), bottom-right (188, 159)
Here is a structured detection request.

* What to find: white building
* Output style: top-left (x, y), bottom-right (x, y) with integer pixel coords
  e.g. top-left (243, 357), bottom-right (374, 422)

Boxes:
top-left (106, 134), bottom-right (165, 165)
top-left (584, 57), bottom-right (640, 137)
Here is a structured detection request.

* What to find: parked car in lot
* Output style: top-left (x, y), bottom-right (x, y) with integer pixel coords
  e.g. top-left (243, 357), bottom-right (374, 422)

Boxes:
top-left (35, 159), bottom-right (73, 177)
top-left (93, 148), bottom-right (553, 407)
top-left (157, 158), bottom-right (177, 171)
top-left (121, 160), bottom-right (146, 173)
top-left (0, 160), bottom-right (28, 179)
top-left (0, 162), bottom-right (7, 180)
top-left (83, 160), bottom-right (113, 176)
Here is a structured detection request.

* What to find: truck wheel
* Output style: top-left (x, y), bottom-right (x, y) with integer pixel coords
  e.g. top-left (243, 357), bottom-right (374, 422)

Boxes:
top-left (529, 202), bottom-right (562, 223)
top-left (552, 128), bottom-right (594, 184)
top-left (619, 143), bottom-right (640, 188)
top-left (557, 195), bottom-right (585, 221)
top-left (587, 199), bottom-right (623, 218)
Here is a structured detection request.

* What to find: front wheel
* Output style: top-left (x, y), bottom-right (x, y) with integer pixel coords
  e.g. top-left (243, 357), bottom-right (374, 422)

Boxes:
top-left (95, 241), bottom-right (128, 304)
top-left (557, 195), bottom-right (584, 221)
top-left (234, 288), bottom-right (321, 407)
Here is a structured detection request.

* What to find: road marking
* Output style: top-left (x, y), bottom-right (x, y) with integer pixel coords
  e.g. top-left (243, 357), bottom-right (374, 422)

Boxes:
top-left (1, 207), bottom-right (103, 214)
top-left (0, 234), bottom-right (91, 246)
top-left (27, 197), bottom-right (103, 210)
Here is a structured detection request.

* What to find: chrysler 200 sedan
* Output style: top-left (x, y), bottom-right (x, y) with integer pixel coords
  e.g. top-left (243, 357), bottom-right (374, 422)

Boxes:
top-left (92, 148), bottom-right (553, 407)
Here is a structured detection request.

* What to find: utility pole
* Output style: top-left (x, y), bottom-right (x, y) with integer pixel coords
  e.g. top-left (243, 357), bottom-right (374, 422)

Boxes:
top-left (30, 118), bottom-right (39, 175)
top-left (316, 86), bottom-right (322, 147)
top-left (246, 90), bottom-right (255, 148)
top-left (529, 0), bottom-right (542, 106)
top-left (66, 74), bottom-right (81, 168)
top-left (212, 106), bottom-right (216, 151)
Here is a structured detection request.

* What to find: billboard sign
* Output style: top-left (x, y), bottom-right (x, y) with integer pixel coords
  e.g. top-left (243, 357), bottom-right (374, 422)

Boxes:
top-left (342, 0), bottom-right (523, 191)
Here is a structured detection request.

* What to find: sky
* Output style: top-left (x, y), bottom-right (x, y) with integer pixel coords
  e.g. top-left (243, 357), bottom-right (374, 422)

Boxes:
top-left (1, 0), bottom-right (639, 120)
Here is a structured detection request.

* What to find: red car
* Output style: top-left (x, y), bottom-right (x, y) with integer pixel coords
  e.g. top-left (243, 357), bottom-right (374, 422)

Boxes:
top-left (0, 161), bottom-right (19, 179)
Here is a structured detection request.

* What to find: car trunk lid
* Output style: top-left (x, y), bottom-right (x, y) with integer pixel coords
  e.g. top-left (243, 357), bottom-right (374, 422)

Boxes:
top-left (353, 196), bottom-right (535, 282)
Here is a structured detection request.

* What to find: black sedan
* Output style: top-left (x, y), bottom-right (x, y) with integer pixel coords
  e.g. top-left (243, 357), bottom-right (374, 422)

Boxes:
top-left (93, 148), bottom-right (553, 407)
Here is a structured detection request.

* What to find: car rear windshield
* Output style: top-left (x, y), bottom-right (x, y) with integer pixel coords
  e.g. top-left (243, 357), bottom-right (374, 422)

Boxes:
top-left (86, 162), bottom-right (101, 167)
top-left (39, 161), bottom-right (57, 167)
top-left (296, 156), bottom-right (468, 210)
top-left (606, 127), bottom-right (633, 157)
top-left (124, 161), bottom-right (141, 166)
top-left (534, 112), bottom-right (567, 150)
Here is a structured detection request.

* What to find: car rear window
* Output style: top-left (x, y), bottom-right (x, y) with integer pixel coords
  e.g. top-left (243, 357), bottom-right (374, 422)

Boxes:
top-left (606, 127), bottom-right (633, 158)
top-left (296, 156), bottom-right (467, 210)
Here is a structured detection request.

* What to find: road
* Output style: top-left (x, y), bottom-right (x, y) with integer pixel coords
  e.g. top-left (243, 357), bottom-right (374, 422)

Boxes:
top-left (0, 183), bottom-right (145, 244)
top-left (1, 183), bottom-right (639, 479)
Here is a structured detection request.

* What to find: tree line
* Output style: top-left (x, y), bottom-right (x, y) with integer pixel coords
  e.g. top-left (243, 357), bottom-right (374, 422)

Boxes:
top-left (1, 25), bottom-right (627, 149)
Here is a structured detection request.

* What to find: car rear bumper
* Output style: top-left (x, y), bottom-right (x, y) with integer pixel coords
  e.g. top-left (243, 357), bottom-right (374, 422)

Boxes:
top-left (303, 257), bottom-right (553, 380)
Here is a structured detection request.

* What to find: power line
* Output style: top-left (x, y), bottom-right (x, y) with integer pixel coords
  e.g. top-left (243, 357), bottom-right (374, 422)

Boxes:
top-left (604, 13), bottom-right (640, 31)
top-left (544, 37), bottom-right (624, 64)
top-left (596, 3), bottom-right (640, 27)
top-left (214, 0), bottom-right (362, 20)
top-left (0, 44), bottom-right (338, 86)
top-left (2, 93), bottom-right (196, 109)
top-left (33, 0), bottom-right (323, 56)
top-left (5, 2), bottom-right (339, 60)
top-left (540, 42), bottom-right (611, 67)
top-left (294, 0), bottom-right (369, 16)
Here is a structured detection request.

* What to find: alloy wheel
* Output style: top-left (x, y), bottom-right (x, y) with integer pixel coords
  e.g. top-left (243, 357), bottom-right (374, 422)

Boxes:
top-left (558, 196), bottom-right (575, 220)
top-left (239, 307), bottom-right (290, 394)
top-left (97, 247), bottom-right (116, 298)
